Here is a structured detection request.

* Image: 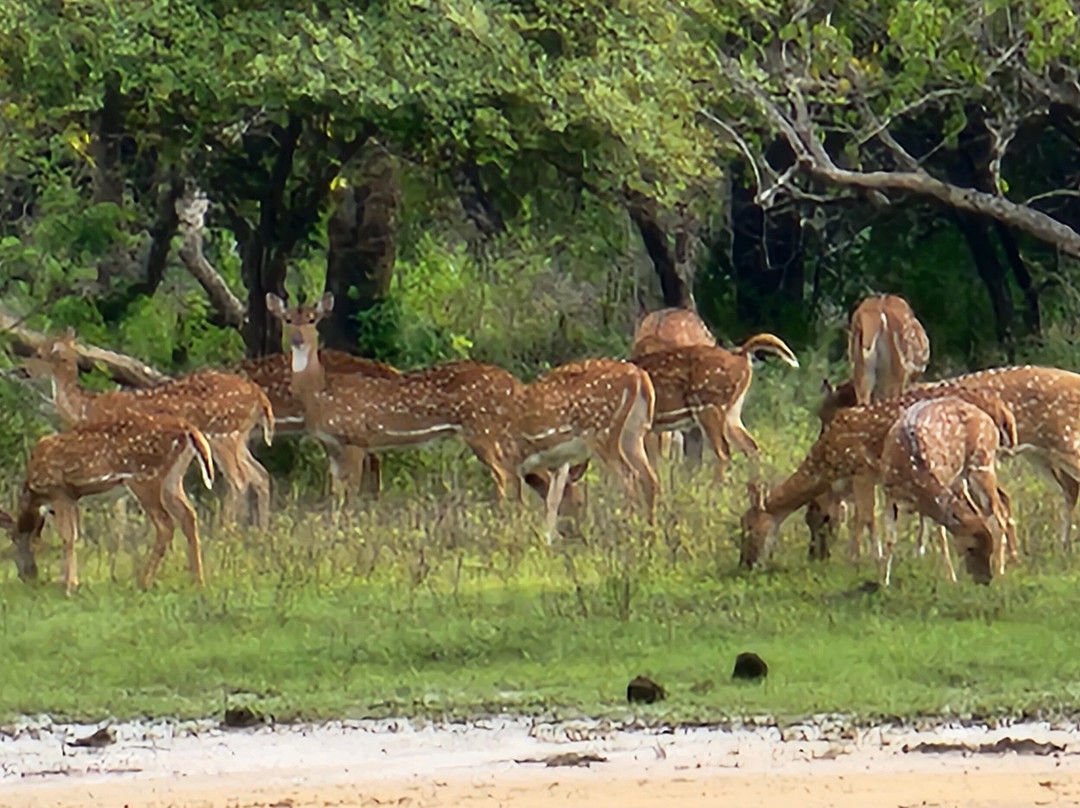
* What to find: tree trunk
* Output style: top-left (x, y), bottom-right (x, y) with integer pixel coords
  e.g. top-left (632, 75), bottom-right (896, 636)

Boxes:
top-left (626, 192), bottom-right (693, 308)
top-left (321, 148), bottom-right (399, 353)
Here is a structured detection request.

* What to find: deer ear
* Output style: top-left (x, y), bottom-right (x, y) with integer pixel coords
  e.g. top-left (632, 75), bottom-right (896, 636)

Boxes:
top-left (821, 378), bottom-right (834, 394)
top-left (318, 292), bottom-right (335, 316)
top-left (61, 326), bottom-right (77, 341)
top-left (266, 293), bottom-right (286, 317)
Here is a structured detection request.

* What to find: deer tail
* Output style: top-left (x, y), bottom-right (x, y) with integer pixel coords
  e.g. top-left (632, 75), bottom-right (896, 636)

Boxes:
top-left (187, 428), bottom-right (216, 490)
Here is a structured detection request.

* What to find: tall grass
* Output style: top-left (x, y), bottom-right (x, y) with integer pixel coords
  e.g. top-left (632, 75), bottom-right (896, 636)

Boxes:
top-left (3, 357), bottom-right (1080, 724)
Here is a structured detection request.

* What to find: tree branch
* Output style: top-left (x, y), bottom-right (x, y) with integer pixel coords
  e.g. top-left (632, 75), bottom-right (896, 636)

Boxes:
top-left (0, 308), bottom-right (169, 388)
top-left (715, 54), bottom-right (1080, 259)
top-left (176, 186), bottom-right (248, 329)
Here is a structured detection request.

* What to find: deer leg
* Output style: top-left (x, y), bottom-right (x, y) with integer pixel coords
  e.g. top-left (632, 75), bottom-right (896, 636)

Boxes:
top-left (161, 472), bottom-right (205, 586)
top-left (849, 475), bottom-right (877, 561)
top-left (53, 497), bottom-right (80, 595)
top-left (724, 414), bottom-right (761, 481)
top-left (695, 407), bottom-right (731, 483)
top-left (881, 498), bottom-right (898, 587)
top-left (643, 432), bottom-right (662, 480)
top-left (466, 437), bottom-right (511, 503)
top-left (1051, 468), bottom-right (1079, 553)
top-left (237, 440), bottom-right (271, 531)
top-left (997, 486), bottom-right (1020, 567)
top-left (620, 425), bottom-right (659, 525)
top-left (128, 480), bottom-right (179, 590)
top-left (937, 525), bottom-right (957, 583)
top-left (914, 515), bottom-right (928, 557)
top-left (543, 463), bottom-right (572, 545)
top-left (209, 436), bottom-right (245, 528)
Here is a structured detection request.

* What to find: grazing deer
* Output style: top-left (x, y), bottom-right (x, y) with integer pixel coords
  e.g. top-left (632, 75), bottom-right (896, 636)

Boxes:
top-left (26, 331), bottom-right (274, 530)
top-left (632, 335), bottom-right (799, 483)
top-left (739, 385), bottom-right (1016, 569)
top-left (2, 414), bottom-right (215, 594)
top-left (631, 307), bottom-right (717, 465)
top-left (815, 366), bottom-right (1080, 554)
top-left (848, 294), bottom-right (930, 405)
top-left (878, 396), bottom-right (1017, 586)
top-left (505, 357), bottom-right (659, 540)
top-left (915, 366), bottom-right (1080, 552)
top-left (239, 351), bottom-right (400, 498)
top-left (266, 293), bottom-right (524, 501)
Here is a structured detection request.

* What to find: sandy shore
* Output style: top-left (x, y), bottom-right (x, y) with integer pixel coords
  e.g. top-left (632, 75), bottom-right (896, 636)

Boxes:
top-left (3, 716), bottom-right (1080, 807)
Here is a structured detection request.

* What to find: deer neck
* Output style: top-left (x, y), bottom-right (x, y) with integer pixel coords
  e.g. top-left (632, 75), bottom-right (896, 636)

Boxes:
top-left (766, 447), bottom-right (840, 522)
top-left (50, 362), bottom-right (92, 425)
top-left (287, 341), bottom-right (328, 423)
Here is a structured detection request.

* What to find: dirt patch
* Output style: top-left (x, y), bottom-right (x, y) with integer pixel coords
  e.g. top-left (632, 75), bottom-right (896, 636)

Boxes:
top-left (3, 717), bottom-right (1080, 807)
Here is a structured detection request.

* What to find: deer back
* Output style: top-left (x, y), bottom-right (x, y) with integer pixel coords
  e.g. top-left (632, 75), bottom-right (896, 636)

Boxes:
top-left (631, 308), bottom-right (716, 358)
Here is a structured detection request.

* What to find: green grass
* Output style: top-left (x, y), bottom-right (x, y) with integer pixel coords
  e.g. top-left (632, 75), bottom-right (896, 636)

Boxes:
top-left (3, 360), bottom-right (1080, 725)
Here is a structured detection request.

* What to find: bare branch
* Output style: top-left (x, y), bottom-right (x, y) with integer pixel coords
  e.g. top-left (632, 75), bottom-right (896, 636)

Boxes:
top-left (176, 187), bottom-right (248, 329)
top-left (1023, 189), bottom-right (1080, 206)
top-left (714, 53), bottom-right (1080, 259)
top-left (0, 308), bottom-right (169, 388)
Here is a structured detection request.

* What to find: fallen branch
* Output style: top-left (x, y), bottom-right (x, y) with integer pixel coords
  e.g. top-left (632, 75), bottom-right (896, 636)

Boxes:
top-left (0, 308), bottom-right (168, 388)
top-left (176, 186), bottom-right (247, 329)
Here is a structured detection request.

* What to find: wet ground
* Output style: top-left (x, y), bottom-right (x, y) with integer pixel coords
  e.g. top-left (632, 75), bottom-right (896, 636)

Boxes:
top-left (3, 715), bottom-right (1080, 806)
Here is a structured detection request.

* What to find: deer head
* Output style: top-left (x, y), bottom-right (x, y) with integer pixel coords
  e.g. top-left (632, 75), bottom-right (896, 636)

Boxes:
top-left (267, 292), bottom-right (334, 371)
top-left (739, 481), bottom-right (775, 569)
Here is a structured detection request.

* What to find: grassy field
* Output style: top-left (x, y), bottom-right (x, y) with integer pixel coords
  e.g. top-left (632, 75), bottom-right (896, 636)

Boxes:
top-left (3, 364), bottom-right (1080, 725)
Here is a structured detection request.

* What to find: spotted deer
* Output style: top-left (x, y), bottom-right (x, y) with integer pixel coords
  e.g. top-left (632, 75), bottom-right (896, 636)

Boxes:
top-left (878, 396), bottom-right (1017, 586)
top-left (2, 414), bottom-right (215, 594)
top-left (239, 351), bottom-right (400, 499)
top-left (916, 367), bottom-right (1080, 552)
top-left (632, 335), bottom-right (799, 483)
top-left (266, 293), bottom-right (525, 501)
top-left (506, 357), bottom-right (659, 540)
top-left (631, 307), bottom-right (717, 464)
top-left (805, 296), bottom-right (929, 555)
top-left (739, 385), bottom-right (1016, 570)
top-left (25, 331), bottom-right (274, 529)
top-left (849, 294), bottom-right (930, 405)
top-left (814, 366), bottom-right (1080, 554)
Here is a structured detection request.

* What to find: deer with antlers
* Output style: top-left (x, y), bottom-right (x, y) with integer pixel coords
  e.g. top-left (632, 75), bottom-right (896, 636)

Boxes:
top-left (633, 334), bottom-right (799, 483)
top-left (505, 357), bottom-right (659, 540)
top-left (266, 292), bottom-right (527, 502)
top-left (1, 414), bottom-right (215, 594)
top-left (739, 384), bottom-right (1017, 576)
top-left (876, 396), bottom-right (1017, 586)
top-left (25, 330), bottom-right (275, 530)
top-left (239, 351), bottom-right (400, 499)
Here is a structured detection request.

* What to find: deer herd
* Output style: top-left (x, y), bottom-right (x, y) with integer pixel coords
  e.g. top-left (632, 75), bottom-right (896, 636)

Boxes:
top-left (2, 291), bottom-right (1079, 594)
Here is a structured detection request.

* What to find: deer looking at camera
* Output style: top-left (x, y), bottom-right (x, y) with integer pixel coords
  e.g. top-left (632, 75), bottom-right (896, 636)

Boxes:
top-left (877, 396), bottom-right (1017, 586)
top-left (632, 335), bottom-right (799, 483)
top-left (266, 292), bottom-right (526, 503)
top-left (1, 414), bottom-right (215, 594)
top-left (239, 350), bottom-right (400, 499)
top-left (739, 385), bottom-right (1016, 574)
top-left (26, 331), bottom-right (273, 530)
